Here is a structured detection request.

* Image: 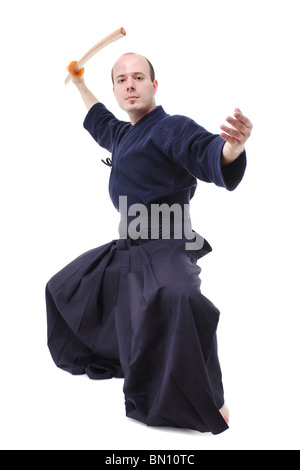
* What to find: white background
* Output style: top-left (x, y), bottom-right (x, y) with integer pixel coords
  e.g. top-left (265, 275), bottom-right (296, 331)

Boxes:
top-left (1, 0), bottom-right (299, 450)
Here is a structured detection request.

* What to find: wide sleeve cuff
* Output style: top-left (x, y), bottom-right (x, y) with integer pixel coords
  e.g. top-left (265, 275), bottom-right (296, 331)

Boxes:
top-left (83, 103), bottom-right (108, 133)
top-left (220, 149), bottom-right (247, 191)
top-left (83, 103), bottom-right (124, 153)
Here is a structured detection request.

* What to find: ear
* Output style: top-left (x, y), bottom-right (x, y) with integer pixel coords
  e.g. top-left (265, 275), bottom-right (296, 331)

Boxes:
top-left (153, 80), bottom-right (158, 95)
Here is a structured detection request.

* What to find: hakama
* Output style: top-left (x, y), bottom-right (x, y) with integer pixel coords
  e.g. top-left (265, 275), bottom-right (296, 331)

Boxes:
top-left (46, 237), bottom-right (227, 434)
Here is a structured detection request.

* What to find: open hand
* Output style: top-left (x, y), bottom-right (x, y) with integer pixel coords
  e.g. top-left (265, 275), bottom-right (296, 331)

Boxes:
top-left (220, 108), bottom-right (253, 164)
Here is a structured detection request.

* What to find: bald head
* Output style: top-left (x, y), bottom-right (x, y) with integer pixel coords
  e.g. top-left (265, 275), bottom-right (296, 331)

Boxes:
top-left (111, 53), bottom-right (155, 84)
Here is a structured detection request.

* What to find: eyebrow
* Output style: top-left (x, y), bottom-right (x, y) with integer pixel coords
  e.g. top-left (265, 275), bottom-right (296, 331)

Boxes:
top-left (115, 72), bottom-right (146, 80)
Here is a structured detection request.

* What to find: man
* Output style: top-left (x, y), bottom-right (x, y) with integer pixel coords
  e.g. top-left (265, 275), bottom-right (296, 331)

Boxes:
top-left (46, 53), bottom-right (252, 434)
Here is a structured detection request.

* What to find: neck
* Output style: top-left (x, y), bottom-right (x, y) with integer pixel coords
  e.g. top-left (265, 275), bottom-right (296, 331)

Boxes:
top-left (128, 104), bottom-right (157, 126)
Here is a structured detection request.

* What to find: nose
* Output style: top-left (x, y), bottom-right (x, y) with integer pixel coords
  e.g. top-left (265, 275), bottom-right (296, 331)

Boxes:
top-left (127, 77), bottom-right (135, 91)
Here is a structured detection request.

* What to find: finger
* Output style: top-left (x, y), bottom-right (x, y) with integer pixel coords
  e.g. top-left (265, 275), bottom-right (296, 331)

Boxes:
top-left (225, 117), bottom-right (247, 135)
top-left (220, 124), bottom-right (242, 141)
top-left (233, 111), bottom-right (253, 131)
top-left (220, 132), bottom-right (240, 146)
top-left (226, 115), bottom-right (252, 138)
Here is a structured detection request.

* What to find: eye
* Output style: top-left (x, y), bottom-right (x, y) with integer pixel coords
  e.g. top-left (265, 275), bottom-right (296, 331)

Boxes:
top-left (118, 78), bottom-right (125, 84)
top-left (136, 76), bottom-right (143, 80)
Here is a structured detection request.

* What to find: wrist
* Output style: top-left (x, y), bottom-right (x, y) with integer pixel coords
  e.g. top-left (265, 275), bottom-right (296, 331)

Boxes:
top-left (74, 77), bottom-right (86, 89)
top-left (222, 143), bottom-right (244, 166)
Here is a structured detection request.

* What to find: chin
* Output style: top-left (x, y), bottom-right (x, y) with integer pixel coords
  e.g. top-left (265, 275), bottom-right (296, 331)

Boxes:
top-left (124, 103), bottom-right (144, 114)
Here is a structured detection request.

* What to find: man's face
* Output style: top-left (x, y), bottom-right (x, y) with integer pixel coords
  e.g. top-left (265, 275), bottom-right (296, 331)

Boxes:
top-left (112, 54), bottom-right (158, 124)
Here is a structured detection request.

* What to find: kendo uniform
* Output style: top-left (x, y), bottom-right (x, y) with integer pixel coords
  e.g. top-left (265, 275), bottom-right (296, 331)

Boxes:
top-left (46, 104), bottom-right (246, 435)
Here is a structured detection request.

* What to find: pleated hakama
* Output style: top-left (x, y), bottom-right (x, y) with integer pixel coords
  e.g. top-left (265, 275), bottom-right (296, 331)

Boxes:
top-left (46, 237), bottom-right (228, 435)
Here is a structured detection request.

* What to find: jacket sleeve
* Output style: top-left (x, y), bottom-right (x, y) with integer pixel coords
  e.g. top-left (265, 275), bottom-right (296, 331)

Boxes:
top-left (166, 116), bottom-right (247, 191)
top-left (83, 103), bottom-right (129, 152)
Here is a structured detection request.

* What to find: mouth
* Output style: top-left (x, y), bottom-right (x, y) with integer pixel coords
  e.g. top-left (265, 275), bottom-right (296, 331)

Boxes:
top-left (126, 96), bottom-right (139, 101)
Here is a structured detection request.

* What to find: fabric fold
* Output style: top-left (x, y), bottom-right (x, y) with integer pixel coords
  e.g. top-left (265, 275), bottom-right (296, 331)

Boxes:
top-left (46, 237), bottom-right (228, 434)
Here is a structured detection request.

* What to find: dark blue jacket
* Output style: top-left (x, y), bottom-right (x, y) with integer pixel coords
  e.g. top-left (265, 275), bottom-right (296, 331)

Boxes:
top-left (84, 104), bottom-right (246, 210)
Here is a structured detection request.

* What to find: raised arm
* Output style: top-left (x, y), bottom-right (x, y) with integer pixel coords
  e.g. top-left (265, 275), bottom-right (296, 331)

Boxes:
top-left (66, 64), bottom-right (129, 153)
top-left (68, 70), bottom-right (99, 111)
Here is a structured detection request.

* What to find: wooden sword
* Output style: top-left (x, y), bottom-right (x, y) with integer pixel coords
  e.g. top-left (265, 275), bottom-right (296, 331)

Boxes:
top-left (65, 27), bottom-right (126, 84)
